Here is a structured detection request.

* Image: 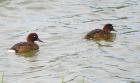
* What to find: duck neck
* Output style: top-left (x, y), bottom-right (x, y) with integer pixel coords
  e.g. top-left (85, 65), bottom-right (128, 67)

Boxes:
top-left (27, 39), bottom-right (34, 43)
top-left (103, 29), bottom-right (111, 33)
top-left (28, 41), bottom-right (34, 43)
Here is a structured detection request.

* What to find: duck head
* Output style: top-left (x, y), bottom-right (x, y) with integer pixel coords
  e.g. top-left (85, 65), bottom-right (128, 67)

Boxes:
top-left (103, 24), bottom-right (116, 33)
top-left (27, 33), bottom-right (43, 43)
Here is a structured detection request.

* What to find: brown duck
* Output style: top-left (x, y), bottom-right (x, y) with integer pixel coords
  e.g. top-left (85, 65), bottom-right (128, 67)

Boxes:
top-left (85, 24), bottom-right (116, 40)
top-left (9, 33), bottom-right (43, 53)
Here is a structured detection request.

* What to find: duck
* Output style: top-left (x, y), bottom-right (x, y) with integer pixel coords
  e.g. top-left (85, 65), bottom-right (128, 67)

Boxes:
top-left (9, 33), bottom-right (43, 53)
top-left (85, 24), bottom-right (116, 40)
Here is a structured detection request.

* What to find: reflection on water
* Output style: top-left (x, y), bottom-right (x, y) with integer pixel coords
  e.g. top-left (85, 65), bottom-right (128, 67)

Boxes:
top-left (87, 33), bottom-right (117, 47)
top-left (90, 33), bottom-right (117, 42)
top-left (16, 50), bottom-right (38, 58)
top-left (0, 0), bottom-right (140, 83)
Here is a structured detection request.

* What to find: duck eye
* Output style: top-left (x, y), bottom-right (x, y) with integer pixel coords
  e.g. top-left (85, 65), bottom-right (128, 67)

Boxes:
top-left (33, 36), bottom-right (36, 38)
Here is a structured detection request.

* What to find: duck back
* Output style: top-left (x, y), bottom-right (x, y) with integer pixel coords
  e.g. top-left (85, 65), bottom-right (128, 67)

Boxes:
top-left (85, 29), bottom-right (102, 39)
top-left (11, 42), bottom-right (39, 53)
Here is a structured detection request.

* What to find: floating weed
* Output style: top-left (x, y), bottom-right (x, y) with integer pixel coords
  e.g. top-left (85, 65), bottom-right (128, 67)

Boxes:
top-left (61, 77), bottom-right (86, 83)
top-left (61, 76), bottom-right (64, 83)
top-left (130, 81), bottom-right (140, 83)
top-left (130, 81), bottom-right (136, 83)
top-left (82, 78), bottom-right (84, 83)
top-left (0, 72), bottom-right (4, 83)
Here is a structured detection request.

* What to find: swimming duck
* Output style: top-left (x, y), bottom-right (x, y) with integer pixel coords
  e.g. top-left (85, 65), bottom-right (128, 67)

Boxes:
top-left (9, 33), bottom-right (43, 53)
top-left (85, 24), bottom-right (116, 40)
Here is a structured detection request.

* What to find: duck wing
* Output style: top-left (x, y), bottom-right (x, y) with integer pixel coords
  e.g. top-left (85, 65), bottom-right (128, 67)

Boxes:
top-left (85, 29), bottom-right (102, 39)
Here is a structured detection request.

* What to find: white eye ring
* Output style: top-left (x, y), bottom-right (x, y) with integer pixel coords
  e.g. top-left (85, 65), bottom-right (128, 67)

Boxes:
top-left (33, 36), bottom-right (36, 38)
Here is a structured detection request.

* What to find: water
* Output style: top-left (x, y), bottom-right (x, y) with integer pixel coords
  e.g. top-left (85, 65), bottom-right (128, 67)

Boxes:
top-left (0, 0), bottom-right (140, 83)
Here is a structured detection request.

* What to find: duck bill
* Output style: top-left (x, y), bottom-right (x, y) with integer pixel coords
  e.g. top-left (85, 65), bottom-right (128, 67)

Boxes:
top-left (37, 38), bottom-right (44, 43)
top-left (112, 28), bottom-right (117, 32)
